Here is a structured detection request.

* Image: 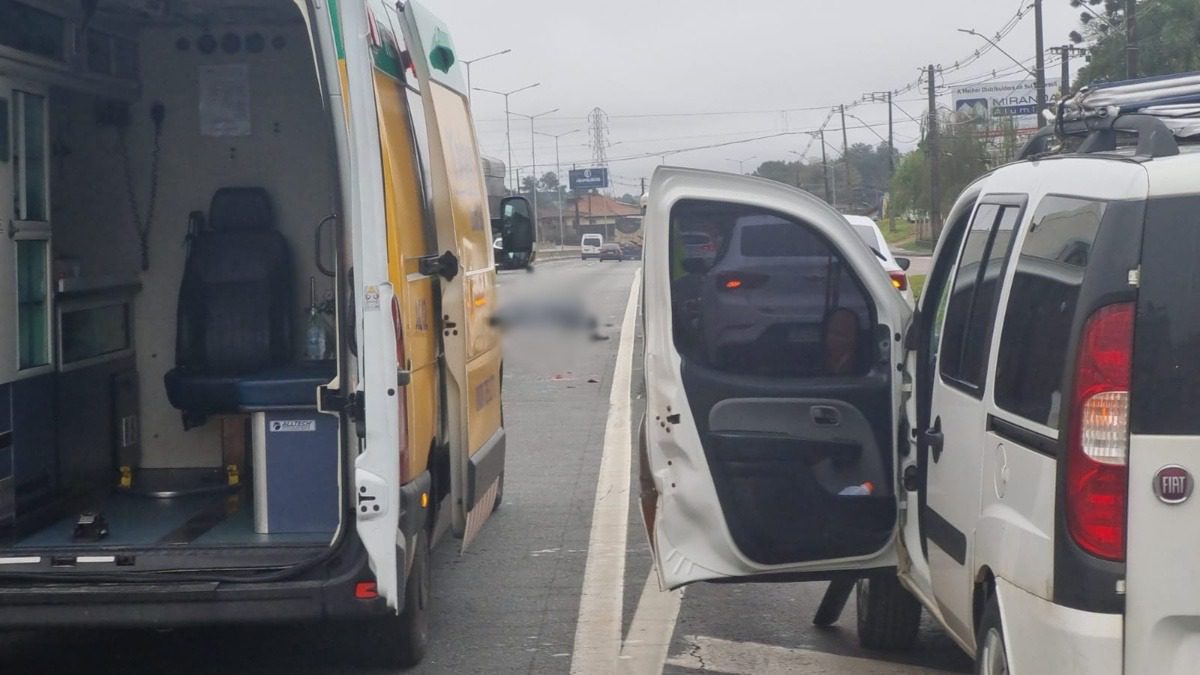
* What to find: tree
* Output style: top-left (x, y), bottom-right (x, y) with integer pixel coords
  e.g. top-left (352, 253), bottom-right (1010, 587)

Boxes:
top-left (520, 175), bottom-right (537, 195)
top-left (1068, 0), bottom-right (1200, 86)
top-left (618, 193), bottom-right (639, 205)
top-left (537, 171), bottom-right (559, 192)
top-left (888, 115), bottom-right (991, 240)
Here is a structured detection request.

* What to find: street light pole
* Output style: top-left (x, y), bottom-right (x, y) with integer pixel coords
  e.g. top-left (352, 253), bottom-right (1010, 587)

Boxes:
top-left (473, 82), bottom-right (540, 191)
top-left (460, 48), bottom-right (511, 107)
top-left (536, 128), bottom-right (580, 248)
top-left (725, 156), bottom-right (757, 174)
top-left (512, 108), bottom-right (559, 235)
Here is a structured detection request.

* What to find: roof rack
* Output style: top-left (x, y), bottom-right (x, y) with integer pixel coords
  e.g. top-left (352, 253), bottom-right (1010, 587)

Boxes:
top-left (1018, 71), bottom-right (1200, 161)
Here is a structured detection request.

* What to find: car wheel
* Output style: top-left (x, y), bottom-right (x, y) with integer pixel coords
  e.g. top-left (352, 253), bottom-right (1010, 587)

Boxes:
top-left (492, 471), bottom-right (505, 512)
top-left (856, 576), bottom-right (921, 650)
top-left (341, 531), bottom-right (431, 669)
top-left (975, 594), bottom-right (1008, 675)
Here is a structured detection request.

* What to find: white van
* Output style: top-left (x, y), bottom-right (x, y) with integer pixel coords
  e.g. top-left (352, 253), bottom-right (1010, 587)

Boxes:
top-left (640, 74), bottom-right (1200, 675)
top-left (581, 233), bottom-right (604, 259)
top-left (0, 0), bottom-right (529, 667)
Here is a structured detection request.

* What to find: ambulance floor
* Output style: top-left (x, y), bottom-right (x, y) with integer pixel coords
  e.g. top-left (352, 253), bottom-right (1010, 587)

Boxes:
top-left (12, 490), bottom-right (331, 549)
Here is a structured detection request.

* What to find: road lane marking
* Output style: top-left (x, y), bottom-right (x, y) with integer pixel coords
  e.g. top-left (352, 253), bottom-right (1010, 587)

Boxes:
top-left (618, 568), bottom-right (683, 674)
top-left (666, 635), bottom-right (953, 675)
top-left (570, 269), bottom-right (641, 675)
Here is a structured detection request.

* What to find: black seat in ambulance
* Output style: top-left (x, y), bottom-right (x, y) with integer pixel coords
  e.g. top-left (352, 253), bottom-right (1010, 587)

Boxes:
top-left (165, 188), bottom-right (329, 425)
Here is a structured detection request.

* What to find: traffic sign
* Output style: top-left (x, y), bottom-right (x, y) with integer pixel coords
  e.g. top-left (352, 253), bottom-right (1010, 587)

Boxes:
top-left (569, 168), bottom-right (609, 190)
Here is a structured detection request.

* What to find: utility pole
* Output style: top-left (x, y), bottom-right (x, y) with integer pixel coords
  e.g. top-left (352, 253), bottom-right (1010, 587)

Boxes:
top-left (1126, 0), bottom-right (1138, 79)
top-left (863, 90), bottom-right (896, 229)
top-left (473, 83), bottom-right (540, 191)
top-left (1061, 46), bottom-right (1072, 97)
top-left (1034, 0), bottom-right (1047, 128)
top-left (927, 64), bottom-right (942, 241)
top-left (512, 108), bottom-right (559, 236)
top-left (461, 49), bottom-right (510, 108)
top-left (819, 129), bottom-right (832, 205)
top-left (840, 105), bottom-right (851, 210)
top-left (536, 128), bottom-right (580, 248)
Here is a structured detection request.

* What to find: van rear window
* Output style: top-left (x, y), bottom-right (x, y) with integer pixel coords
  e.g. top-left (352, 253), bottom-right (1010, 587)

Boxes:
top-left (994, 197), bottom-right (1104, 428)
top-left (1132, 195), bottom-right (1200, 434)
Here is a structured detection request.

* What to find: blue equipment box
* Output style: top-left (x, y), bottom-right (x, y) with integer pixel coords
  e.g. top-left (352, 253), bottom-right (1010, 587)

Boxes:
top-left (252, 410), bottom-right (339, 534)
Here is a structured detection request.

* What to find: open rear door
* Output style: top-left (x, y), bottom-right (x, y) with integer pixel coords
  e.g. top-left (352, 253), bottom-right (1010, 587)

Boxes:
top-left (399, 2), bottom-right (504, 550)
top-left (640, 167), bottom-right (911, 589)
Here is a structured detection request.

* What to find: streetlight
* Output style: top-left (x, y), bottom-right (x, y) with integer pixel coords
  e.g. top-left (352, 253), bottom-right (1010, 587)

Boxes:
top-left (474, 83), bottom-right (540, 190)
top-left (725, 156), bottom-right (757, 174)
top-left (461, 49), bottom-right (511, 106)
top-left (535, 128), bottom-right (580, 248)
top-left (511, 108), bottom-right (559, 235)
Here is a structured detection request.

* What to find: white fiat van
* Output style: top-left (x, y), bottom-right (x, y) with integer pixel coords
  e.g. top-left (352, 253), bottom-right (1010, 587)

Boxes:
top-left (639, 73), bottom-right (1200, 674)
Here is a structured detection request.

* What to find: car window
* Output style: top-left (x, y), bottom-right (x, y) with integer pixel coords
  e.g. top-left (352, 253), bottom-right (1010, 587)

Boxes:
top-left (669, 199), bottom-right (874, 378)
top-left (938, 202), bottom-right (1023, 393)
top-left (851, 224), bottom-right (878, 249)
top-left (994, 197), bottom-right (1104, 428)
top-left (739, 218), bottom-right (825, 258)
top-left (682, 233), bottom-right (710, 245)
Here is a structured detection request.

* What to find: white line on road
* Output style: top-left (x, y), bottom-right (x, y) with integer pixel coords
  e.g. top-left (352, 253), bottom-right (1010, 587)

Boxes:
top-left (666, 635), bottom-right (952, 675)
top-left (570, 269), bottom-right (642, 675)
top-left (618, 568), bottom-right (683, 674)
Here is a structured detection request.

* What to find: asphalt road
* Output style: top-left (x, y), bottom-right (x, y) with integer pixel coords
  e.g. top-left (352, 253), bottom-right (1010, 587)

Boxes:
top-left (0, 256), bottom-right (968, 674)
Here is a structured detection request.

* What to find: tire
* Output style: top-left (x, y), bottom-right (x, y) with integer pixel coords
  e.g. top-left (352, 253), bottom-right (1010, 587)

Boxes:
top-left (974, 594), bottom-right (1009, 675)
top-left (492, 471), bottom-right (505, 512)
top-left (341, 531), bottom-right (431, 669)
top-left (856, 575), bottom-right (922, 651)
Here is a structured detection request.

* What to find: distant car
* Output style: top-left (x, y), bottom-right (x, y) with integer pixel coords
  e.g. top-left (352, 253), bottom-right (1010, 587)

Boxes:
top-left (599, 243), bottom-right (625, 261)
top-left (843, 215), bottom-right (915, 305)
top-left (699, 214), bottom-right (870, 367)
top-left (681, 232), bottom-right (717, 266)
top-left (581, 234), bottom-right (604, 260)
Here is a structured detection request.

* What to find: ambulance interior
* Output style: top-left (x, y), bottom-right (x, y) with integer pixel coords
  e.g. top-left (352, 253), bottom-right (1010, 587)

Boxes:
top-left (0, 0), bottom-right (346, 561)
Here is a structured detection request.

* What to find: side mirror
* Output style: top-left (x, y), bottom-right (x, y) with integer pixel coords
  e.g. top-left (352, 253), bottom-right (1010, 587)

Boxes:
top-left (895, 256), bottom-right (912, 271)
top-left (500, 196), bottom-right (535, 256)
top-left (682, 257), bottom-right (710, 275)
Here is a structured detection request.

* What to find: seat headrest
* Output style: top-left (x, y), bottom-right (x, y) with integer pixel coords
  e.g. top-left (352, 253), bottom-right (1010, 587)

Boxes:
top-left (210, 187), bottom-right (275, 231)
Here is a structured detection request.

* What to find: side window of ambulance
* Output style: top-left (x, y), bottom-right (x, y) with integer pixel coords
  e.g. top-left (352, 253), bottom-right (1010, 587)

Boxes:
top-left (994, 197), bottom-right (1104, 428)
top-left (404, 89), bottom-right (438, 257)
top-left (938, 202), bottom-right (1022, 393)
top-left (669, 199), bottom-right (875, 378)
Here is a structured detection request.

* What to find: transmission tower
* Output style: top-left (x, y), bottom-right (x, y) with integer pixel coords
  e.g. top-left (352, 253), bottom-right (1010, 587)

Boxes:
top-left (588, 107), bottom-right (610, 167)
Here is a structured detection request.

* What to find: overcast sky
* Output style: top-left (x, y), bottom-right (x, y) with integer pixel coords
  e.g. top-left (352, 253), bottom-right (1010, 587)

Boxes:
top-left (431, 0), bottom-right (1088, 196)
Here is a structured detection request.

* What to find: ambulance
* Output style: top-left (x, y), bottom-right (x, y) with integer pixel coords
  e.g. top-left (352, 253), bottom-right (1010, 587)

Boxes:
top-left (0, 0), bottom-right (528, 667)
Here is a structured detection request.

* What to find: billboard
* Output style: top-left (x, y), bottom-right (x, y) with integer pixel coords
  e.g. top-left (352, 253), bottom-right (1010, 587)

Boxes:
top-left (952, 79), bottom-right (1060, 131)
top-left (569, 168), bottom-right (609, 190)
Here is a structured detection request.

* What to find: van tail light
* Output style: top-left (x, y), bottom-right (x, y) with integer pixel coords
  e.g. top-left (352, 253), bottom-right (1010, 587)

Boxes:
top-left (889, 271), bottom-right (908, 291)
top-left (390, 296), bottom-right (411, 484)
top-left (1066, 302), bottom-right (1134, 562)
top-left (717, 271), bottom-right (769, 290)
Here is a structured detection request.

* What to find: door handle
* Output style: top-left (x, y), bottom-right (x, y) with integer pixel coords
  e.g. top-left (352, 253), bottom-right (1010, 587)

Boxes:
top-left (811, 405), bottom-right (841, 426)
top-left (923, 418), bottom-right (945, 462)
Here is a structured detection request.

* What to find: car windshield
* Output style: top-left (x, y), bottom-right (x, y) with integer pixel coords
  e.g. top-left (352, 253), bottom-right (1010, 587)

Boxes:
top-left (682, 234), bottom-right (710, 245)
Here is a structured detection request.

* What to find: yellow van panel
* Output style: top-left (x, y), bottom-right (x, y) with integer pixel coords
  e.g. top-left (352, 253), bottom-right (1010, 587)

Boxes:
top-left (428, 83), bottom-right (492, 273)
top-left (466, 347), bottom-right (503, 455)
top-left (373, 70), bottom-right (439, 476)
top-left (465, 270), bottom-right (500, 359)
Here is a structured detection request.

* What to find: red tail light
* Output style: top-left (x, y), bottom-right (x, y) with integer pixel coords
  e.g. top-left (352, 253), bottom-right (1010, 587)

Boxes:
top-left (702, 243), bottom-right (717, 253)
top-left (1066, 302), bottom-right (1133, 562)
top-left (717, 271), bottom-right (769, 290)
top-left (889, 271), bottom-right (908, 292)
top-left (390, 296), bottom-right (411, 484)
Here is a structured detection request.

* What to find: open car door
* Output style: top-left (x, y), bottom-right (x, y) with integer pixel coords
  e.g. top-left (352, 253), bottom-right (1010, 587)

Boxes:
top-left (399, 2), bottom-right (505, 549)
top-left (640, 167), bottom-right (912, 589)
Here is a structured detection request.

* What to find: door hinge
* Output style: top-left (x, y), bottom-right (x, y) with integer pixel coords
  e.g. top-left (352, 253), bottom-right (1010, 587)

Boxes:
top-left (355, 469), bottom-right (390, 520)
top-left (1128, 266), bottom-right (1141, 288)
top-left (320, 387), bottom-right (366, 439)
top-left (419, 250), bottom-right (460, 282)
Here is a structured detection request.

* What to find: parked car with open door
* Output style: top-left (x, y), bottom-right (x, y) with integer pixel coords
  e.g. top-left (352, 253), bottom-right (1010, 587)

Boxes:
top-left (641, 74), bottom-right (1200, 675)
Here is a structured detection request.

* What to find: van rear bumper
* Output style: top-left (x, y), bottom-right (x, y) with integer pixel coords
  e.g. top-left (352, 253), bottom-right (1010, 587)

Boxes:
top-left (996, 576), bottom-right (1122, 675)
top-left (0, 539), bottom-right (389, 629)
